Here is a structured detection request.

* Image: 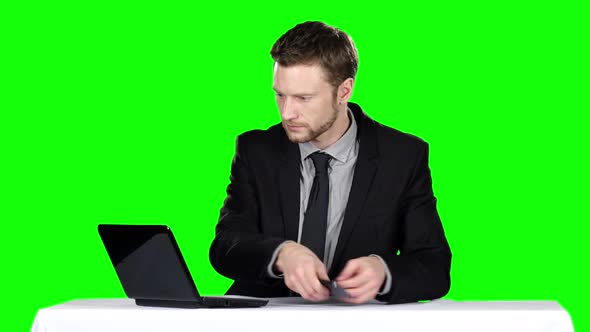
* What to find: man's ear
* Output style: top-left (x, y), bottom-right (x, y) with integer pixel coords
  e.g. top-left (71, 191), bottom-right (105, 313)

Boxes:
top-left (337, 78), bottom-right (354, 104)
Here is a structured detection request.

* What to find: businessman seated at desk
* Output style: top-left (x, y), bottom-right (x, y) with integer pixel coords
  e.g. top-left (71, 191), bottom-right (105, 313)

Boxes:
top-left (210, 21), bottom-right (451, 304)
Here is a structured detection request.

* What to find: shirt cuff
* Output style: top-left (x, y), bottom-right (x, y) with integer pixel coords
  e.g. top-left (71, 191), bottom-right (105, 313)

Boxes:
top-left (267, 240), bottom-right (295, 278)
top-left (370, 254), bottom-right (392, 295)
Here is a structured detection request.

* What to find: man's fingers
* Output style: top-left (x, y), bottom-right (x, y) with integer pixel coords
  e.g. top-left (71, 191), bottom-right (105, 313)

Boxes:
top-left (336, 259), bottom-right (361, 281)
top-left (284, 260), bottom-right (329, 301)
top-left (338, 269), bottom-right (372, 293)
top-left (340, 276), bottom-right (379, 303)
top-left (344, 280), bottom-right (378, 298)
top-left (336, 265), bottom-right (368, 289)
top-left (334, 256), bottom-right (386, 303)
top-left (297, 279), bottom-right (328, 301)
top-left (336, 276), bottom-right (361, 289)
top-left (309, 280), bottom-right (330, 301)
top-left (307, 266), bottom-right (330, 300)
top-left (286, 269), bottom-right (314, 300)
top-left (318, 266), bottom-right (330, 282)
top-left (284, 275), bottom-right (305, 298)
top-left (300, 273), bottom-right (321, 300)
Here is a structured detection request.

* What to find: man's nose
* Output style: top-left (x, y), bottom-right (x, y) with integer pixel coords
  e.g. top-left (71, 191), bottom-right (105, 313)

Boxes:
top-left (281, 97), bottom-right (298, 121)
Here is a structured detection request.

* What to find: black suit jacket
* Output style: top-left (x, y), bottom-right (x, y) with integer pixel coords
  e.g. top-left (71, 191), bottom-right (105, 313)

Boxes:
top-left (209, 102), bottom-right (451, 303)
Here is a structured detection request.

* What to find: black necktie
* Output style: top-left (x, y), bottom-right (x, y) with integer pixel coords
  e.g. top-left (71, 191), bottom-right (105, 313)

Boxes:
top-left (301, 152), bottom-right (332, 262)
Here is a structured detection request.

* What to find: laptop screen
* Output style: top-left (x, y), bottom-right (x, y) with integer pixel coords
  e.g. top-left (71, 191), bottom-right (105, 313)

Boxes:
top-left (98, 224), bottom-right (200, 301)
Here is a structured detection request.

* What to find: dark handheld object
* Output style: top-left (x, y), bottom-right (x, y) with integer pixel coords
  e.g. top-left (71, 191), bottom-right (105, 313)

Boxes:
top-left (320, 279), bottom-right (351, 299)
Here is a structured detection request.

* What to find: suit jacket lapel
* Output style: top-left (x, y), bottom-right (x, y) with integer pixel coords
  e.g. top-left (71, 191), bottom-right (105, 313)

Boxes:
top-left (331, 103), bottom-right (380, 275)
top-left (278, 132), bottom-right (301, 242)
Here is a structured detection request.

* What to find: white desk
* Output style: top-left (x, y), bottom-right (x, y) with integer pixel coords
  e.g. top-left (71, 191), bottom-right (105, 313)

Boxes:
top-left (31, 298), bottom-right (574, 332)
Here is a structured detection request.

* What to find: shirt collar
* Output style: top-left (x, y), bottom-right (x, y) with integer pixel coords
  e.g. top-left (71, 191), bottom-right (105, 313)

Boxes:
top-left (298, 108), bottom-right (358, 164)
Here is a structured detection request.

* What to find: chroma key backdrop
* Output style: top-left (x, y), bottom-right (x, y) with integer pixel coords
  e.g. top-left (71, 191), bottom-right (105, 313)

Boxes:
top-left (1, 1), bottom-right (588, 331)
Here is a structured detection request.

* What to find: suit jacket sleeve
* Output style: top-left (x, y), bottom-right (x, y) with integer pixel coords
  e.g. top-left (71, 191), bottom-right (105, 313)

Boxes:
top-left (376, 142), bottom-right (452, 303)
top-left (209, 133), bottom-right (285, 285)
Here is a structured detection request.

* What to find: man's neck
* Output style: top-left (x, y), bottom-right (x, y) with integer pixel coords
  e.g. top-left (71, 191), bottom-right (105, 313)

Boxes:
top-left (311, 108), bottom-right (351, 150)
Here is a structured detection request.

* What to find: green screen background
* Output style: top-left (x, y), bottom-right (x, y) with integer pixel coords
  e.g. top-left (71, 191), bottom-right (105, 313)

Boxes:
top-left (2, 1), bottom-right (588, 331)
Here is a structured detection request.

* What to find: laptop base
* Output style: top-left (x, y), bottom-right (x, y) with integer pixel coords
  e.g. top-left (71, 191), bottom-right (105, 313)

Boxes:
top-left (135, 299), bottom-right (205, 308)
top-left (135, 296), bottom-right (269, 309)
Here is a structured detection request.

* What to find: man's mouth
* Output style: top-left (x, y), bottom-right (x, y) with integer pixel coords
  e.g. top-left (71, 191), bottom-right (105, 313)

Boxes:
top-left (286, 123), bottom-right (306, 131)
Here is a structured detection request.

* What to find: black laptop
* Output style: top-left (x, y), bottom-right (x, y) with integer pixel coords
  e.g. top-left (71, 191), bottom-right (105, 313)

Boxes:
top-left (98, 224), bottom-right (269, 308)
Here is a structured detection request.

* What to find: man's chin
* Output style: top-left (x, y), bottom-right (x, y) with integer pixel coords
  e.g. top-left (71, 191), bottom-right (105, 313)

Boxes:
top-left (286, 134), bottom-right (310, 144)
top-left (285, 131), bottom-right (312, 144)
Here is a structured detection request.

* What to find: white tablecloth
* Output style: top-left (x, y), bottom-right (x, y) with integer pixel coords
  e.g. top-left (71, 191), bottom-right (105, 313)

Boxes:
top-left (31, 297), bottom-right (574, 332)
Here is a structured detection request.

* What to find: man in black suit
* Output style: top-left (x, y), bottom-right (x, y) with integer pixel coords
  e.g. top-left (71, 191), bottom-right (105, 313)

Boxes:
top-left (210, 21), bottom-right (451, 304)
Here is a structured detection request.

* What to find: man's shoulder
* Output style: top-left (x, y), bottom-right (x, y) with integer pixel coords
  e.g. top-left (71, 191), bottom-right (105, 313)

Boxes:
top-left (370, 118), bottom-right (429, 153)
top-left (350, 102), bottom-right (428, 154)
top-left (238, 122), bottom-right (283, 140)
top-left (235, 123), bottom-right (285, 151)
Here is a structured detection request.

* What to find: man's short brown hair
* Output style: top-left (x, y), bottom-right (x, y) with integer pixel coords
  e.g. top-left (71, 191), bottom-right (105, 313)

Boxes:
top-left (270, 21), bottom-right (358, 88)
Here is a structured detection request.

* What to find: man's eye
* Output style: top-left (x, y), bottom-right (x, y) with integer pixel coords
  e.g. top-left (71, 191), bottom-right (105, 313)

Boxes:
top-left (276, 93), bottom-right (284, 98)
top-left (299, 96), bottom-right (310, 101)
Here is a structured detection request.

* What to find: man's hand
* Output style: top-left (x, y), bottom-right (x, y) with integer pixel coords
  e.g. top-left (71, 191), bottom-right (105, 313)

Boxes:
top-left (275, 242), bottom-right (330, 302)
top-left (335, 256), bottom-right (386, 304)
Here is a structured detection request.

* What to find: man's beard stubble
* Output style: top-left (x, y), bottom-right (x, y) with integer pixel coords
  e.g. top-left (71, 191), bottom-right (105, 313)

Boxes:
top-left (283, 104), bottom-right (339, 144)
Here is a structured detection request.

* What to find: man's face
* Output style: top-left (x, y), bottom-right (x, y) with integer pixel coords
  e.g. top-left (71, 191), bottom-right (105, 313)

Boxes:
top-left (273, 63), bottom-right (340, 145)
